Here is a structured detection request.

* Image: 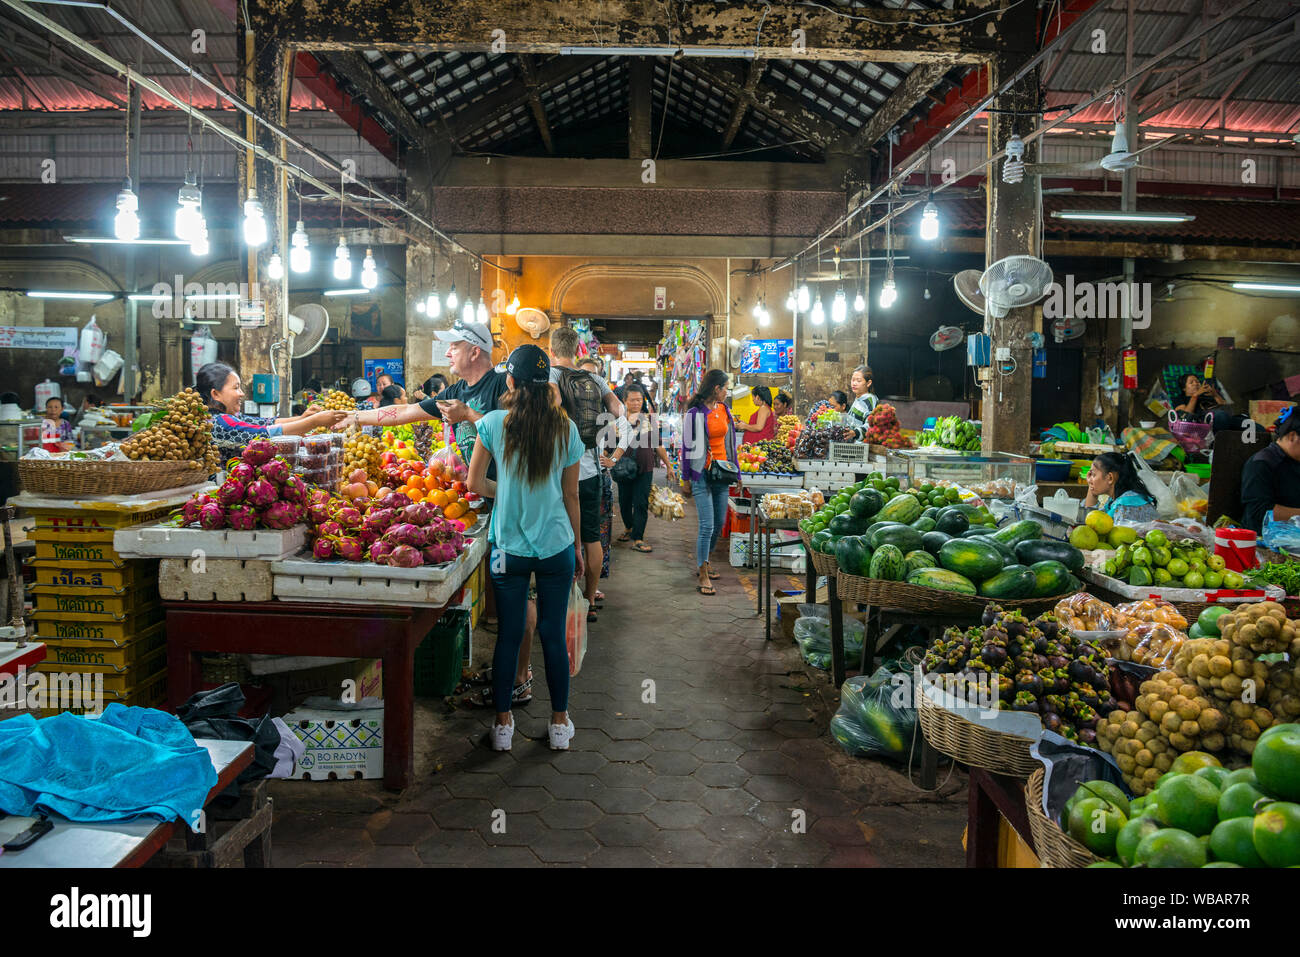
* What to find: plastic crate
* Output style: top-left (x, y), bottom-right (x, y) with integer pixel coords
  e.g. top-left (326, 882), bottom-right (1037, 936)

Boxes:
top-left (414, 609), bottom-right (468, 697)
top-left (827, 442), bottom-right (870, 466)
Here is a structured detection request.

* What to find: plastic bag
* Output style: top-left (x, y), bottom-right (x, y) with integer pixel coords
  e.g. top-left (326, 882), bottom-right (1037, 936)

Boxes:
top-left (1119, 621), bottom-right (1185, 667)
top-left (1115, 598), bottom-right (1188, 631)
top-left (79, 316), bottom-right (107, 365)
top-left (428, 427), bottom-right (469, 485)
top-left (1130, 452), bottom-right (1178, 518)
top-left (1261, 512), bottom-right (1300, 554)
top-left (793, 613), bottom-right (864, 669)
top-left (565, 580), bottom-right (589, 676)
top-left (1055, 593), bottom-right (1131, 632)
top-left (1167, 410), bottom-right (1213, 454)
top-left (830, 665), bottom-right (917, 758)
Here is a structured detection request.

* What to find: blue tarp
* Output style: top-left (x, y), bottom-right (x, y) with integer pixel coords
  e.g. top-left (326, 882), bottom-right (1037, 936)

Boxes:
top-left (0, 705), bottom-right (217, 823)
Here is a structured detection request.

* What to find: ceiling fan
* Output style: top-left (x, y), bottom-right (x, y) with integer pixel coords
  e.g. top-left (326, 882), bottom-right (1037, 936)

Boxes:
top-left (1003, 122), bottom-right (1182, 182)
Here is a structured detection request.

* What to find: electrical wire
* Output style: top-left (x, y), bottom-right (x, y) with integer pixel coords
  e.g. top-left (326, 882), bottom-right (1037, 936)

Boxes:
top-left (797, 0), bottom-right (1031, 29)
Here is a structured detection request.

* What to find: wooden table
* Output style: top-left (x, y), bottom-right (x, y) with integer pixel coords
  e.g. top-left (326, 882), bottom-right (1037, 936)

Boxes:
top-left (966, 767), bottom-right (1035, 868)
top-left (165, 600), bottom-right (445, 790)
top-left (0, 738), bottom-right (251, 868)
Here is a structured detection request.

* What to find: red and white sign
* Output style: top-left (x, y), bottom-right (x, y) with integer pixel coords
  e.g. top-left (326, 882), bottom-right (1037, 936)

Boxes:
top-left (654, 287), bottom-right (666, 311)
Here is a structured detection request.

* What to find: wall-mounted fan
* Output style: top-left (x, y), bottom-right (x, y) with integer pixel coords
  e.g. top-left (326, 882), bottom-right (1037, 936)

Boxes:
top-left (1052, 316), bottom-right (1087, 343)
top-left (271, 303), bottom-right (330, 377)
top-left (980, 255), bottom-right (1054, 318)
top-left (953, 270), bottom-right (986, 315)
top-left (929, 326), bottom-right (965, 351)
top-left (514, 306), bottom-right (550, 339)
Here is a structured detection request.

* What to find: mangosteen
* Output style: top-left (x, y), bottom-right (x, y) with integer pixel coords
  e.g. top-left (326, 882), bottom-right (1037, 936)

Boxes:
top-left (996, 674), bottom-right (1014, 701)
top-left (1048, 654), bottom-right (1069, 670)
top-left (1053, 672), bottom-right (1071, 694)
top-left (1037, 615), bottom-right (1060, 640)
top-left (1067, 659), bottom-right (1092, 684)
top-left (981, 645), bottom-right (1007, 668)
top-left (983, 625), bottom-right (1008, 644)
top-left (1032, 653), bottom-right (1050, 671)
top-left (1078, 728), bottom-right (1098, 746)
top-left (981, 604), bottom-right (1003, 627)
top-left (1042, 712), bottom-right (1064, 732)
top-left (1090, 671), bottom-right (1110, 692)
top-left (1010, 691), bottom-right (1040, 714)
top-left (1005, 618), bottom-right (1028, 639)
top-left (1015, 670), bottom-right (1044, 696)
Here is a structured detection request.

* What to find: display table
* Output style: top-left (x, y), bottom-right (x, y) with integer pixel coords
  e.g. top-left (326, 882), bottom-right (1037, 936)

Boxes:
top-left (966, 768), bottom-right (1036, 868)
top-left (165, 600), bottom-right (445, 790)
top-left (755, 506), bottom-right (805, 640)
top-left (0, 738), bottom-right (252, 868)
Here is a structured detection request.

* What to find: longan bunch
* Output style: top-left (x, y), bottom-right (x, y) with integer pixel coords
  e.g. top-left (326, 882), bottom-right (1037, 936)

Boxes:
top-left (318, 390), bottom-right (356, 411)
top-left (343, 428), bottom-right (383, 482)
top-left (121, 387), bottom-right (214, 464)
top-left (1266, 658), bottom-right (1300, 723)
top-left (1097, 709), bottom-right (1173, 795)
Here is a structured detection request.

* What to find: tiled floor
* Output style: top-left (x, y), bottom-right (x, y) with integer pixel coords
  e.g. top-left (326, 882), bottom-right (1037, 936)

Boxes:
top-left (268, 482), bottom-right (968, 867)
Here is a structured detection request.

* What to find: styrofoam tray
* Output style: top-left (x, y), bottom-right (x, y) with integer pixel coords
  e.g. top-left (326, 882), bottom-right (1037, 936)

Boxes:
top-left (1078, 566), bottom-right (1285, 604)
top-left (113, 523), bottom-right (306, 560)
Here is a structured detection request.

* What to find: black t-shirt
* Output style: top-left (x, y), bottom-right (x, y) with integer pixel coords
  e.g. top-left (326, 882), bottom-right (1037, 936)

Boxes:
top-left (1240, 442), bottom-right (1300, 532)
top-left (418, 369), bottom-right (509, 478)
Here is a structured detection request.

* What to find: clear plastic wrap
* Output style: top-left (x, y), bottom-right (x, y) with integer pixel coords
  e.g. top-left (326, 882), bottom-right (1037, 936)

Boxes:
top-left (830, 666), bottom-right (916, 758)
top-left (793, 613), bottom-right (865, 669)
top-left (1055, 593), bottom-right (1133, 632)
top-left (1120, 621), bottom-right (1187, 667)
top-left (1115, 598), bottom-right (1188, 631)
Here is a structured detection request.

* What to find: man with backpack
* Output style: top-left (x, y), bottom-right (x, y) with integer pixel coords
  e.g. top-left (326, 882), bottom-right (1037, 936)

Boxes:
top-left (549, 327), bottom-right (623, 616)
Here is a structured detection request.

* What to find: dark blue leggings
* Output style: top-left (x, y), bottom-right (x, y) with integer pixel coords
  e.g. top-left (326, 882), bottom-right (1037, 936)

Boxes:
top-left (489, 545), bottom-right (576, 713)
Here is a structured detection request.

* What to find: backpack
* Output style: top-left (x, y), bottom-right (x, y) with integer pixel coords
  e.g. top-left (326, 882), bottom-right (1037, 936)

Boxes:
top-left (555, 367), bottom-right (604, 448)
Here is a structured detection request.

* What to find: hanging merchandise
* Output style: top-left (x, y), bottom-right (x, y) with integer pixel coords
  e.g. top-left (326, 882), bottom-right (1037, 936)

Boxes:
top-left (79, 316), bottom-right (107, 366)
top-left (1100, 365), bottom-right (1120, 393)
top-left (1032, 348), bottom-right (1047, 379)
top-left (1122, 347), bottom-right (1138, 390)
top-left (93, 350), bottom-right (124, 389)
top-left (190, 327), bottom-right (219, 375)
top-left (34, 379), bottom-right (61, 409)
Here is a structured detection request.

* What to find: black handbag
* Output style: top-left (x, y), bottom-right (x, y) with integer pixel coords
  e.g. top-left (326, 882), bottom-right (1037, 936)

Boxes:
top-left (707, 459), bottom-right (740, 485)
top-left (611, 454), bottom-right (638, 483)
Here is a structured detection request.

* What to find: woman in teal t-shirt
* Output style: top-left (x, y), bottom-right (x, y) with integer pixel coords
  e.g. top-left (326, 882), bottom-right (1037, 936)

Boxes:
top-left (1084, 451), bottom-right (1159, 524)
top-left (469, 344), bottom-right (584, 754)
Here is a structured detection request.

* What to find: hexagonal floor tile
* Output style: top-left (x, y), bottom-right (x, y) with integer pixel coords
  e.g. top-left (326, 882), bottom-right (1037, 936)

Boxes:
top-left (415, 828), bottom-right (490, 865)
top-left (698, 787), bottom-right (760, 817)
top-left (483, 811), bottom-right (548, 847)
top-left (552, 750), bottom-right (608, 775)
top-left (738, 750), bottom-right (799, 776)
top-left (644, 828), bottom-right (720, 865)
top-left (644, 728), bottom-right (700, 752)
top-left (596, 762), bottom-right (654, 789)
top-left (644, 800), bottom-right (710, 830)
top-left (589, 813), bottom-right (658, 847)
top-left (687, 718), bottom-right (740, 740)
top-left (529, 829), bottom-right (600, 864)
top-left (646, 775), bottom-right (707, 802)
top-left (431, 798), bottom-right (496, 831)
top-left (692, 762), bottom-right (751, 788)
top-left (597, 739), bottom-right (653, 763)
top-left (644, 750), bottom-right (703, 776)
top-left (591, 787), bottom-right (656, 815)
top-left (539, 800), bottom-right (604, 830)
top-left (690, 739), bottom-right (745, 763)
top-left (744, 775), bottom-right (805, 803)
top-left (541, 773), bottom-right (604, 802)
top-left (367, 812), bottom-right (438, 847)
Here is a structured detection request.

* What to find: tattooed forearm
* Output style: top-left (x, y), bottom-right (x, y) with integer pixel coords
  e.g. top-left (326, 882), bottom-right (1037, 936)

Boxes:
top-left (378, 406), bottom-right (400, 423)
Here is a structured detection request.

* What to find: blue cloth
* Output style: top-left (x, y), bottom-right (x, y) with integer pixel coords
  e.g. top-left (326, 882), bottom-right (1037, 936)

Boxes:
top-left (489, 546), bottom-right (576, 712)
top-left (680, 403), bottom-right (738, 483)
top-left (691, 476), bottom-right (732, 567)
top-left (0, 705), bottom-right (217, 823)
top-left (476, 410), bottom-right (584, 559)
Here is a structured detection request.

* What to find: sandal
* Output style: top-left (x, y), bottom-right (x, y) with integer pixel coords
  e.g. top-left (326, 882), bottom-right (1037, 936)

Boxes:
top-left (587, 608), bottom-right (598, 622)
top-left (632, 542), bottom-right (653, 552)
top-left (468, 675), bottom-right (533, 708)
top-left (696, 584), bottom-right (716, 596)
top-left (465, 665), bottom-right (530, 687)
top-left (616, 532), bottom-right (632, 543)
top-left (593, 590), bottom-right (605, 604)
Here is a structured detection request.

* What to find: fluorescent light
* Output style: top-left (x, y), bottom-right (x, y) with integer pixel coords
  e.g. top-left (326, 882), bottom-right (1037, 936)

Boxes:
top-left (324, 288), bottom-right (369, 297)
top-left (853, 292), bottom-right (865, 313)
top-left (190, 218), bottom-right (210, 257)
top-left (175, 174), bottom-right (202, 242)
top-left (266, 253), bottom-right (284, 281)
top-left (186, 292), bottom-right (239, 301)
top-left (114, 179), bottom-right (139, 241)
top-left (796, 285), bottom-right (811, 312)
top-left (785, 290), bottom-right (797, 312)
top-left (1232, 282), bottom-right (1300, 293)
top-left (810, 297), bottom-right (825, 325)
top-left (461, 299), bottom-right (475, 323)
top-left (476, 298), bottom-right (488, 323)
top-left (360, 248), bottom-right (378, 289)
top-left (880, 278), bottom-right (897, 309)
top-left (919, 201), bottom-right (940, 241)
top-left (127, 292), bottom-right (170, 301)
top-left (1052, 210), bottom-right (1195, 223)
top-left (506, 295), bottom-right (520, 315)
top-left (446, 284), bottom-right (459, 311)
top-left (333, 237), bottom-right (351, 280)
top-left (290, 221), bottom-right (311, 273)
top-left (243, 189), bottom-right (267, 247)
top-left (426, 291), bottom-right (442, 317)
top-left (65, 235), bottom-right (189, 245)
top-left (831, 289), bottom-right (847, 323)
top-left (27, 291), bottom-right (115, 301)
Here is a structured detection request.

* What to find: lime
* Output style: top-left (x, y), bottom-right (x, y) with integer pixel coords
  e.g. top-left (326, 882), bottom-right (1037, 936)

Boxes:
top-left (1167, 557), bottom-right (1189, 578)
top-left (945, 487), bottom-right (962, 502)
top-left (1253, 802), bottom-right (1300, 867)
top-left (1116, 815), bottom-right (1162, 867)
top-left (1108, 526), bottom-right (1139, 547)
top-left (1194, 766), bottom-right (1230, 790)
top-left (1253, 724), bottom-right (1300, 801)
top-left (1198, 605), bottom-right (1231, 636)
top-left (1170, 751), bottom-right (1223, 775)
top-left (1071, 780), bottom-right (1131, 818)
top-left (1155, 774), bottom-right (1221, 835)
top-left (1208, 817), bottom-right (1265, 867)
top-left (1218, 782), bottom-right (1268, 820)
top-left (1135, 828), bottom-right (1206, 868)
top-left (1222, 767), bottom-right (1257, 788)
top-left (1069, 797), bottom-right (1127, 857)
top-left (1154, 568), bottom-right (1174, 586)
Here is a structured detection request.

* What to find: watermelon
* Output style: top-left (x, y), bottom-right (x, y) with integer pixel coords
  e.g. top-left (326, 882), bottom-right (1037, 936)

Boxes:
top-left (870, 524), bottom-right (925, 554)
top-left (991, 520), bottom-right (1043, 547)
top-left (1015, 539), bottom-right (1085, 572)
top-left (905, 550), bottom-right (938, 574)
top-left (1029, 560), bottom-right (1074, 598)
top-left (849, 488), bottom-right (883, 519)
top-left (979, 564), bottom-right (1037, 599)
top-left (910, 517), bottom-right (937, 533)
top-left (934, 510), bottom-right (970, 536)
top-left (834, 536), bottom-right (871, 576)
top-left (906, 567), bottom-right (978, 595)
top-left (937, 539), bottom-right (1004, 582)
top-left (920, 530), bottom-right (953, 554)
top-left (869, 544), bottom-right (906, 581)
top-left (876, 494), bottom-right (923, 525)
top-left (828, 513), bottom-right (868, 537)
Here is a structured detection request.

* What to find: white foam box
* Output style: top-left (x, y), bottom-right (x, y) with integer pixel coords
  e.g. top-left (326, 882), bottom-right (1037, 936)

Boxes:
top-left (158, 558), bottom-right (273, 601)
top-left (113, 523), bottom-right (306, 561)
top-left (285, 704), bottom-right (384, 780)
top-left (729, 531), bottom-right (802, 569)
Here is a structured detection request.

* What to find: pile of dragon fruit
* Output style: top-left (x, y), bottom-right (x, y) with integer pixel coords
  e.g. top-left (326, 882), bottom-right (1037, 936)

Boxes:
top-left (181, 438), bottom-right (307, 531)
top-left (306, 489), bottom-right (469, 568)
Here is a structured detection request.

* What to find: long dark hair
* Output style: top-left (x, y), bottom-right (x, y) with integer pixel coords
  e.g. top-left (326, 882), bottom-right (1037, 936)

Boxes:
top-left (196, 362), bottom-right (237, 413)
top-left (752, 385), bottom-right (772, 407)
top-left (500, 378), bottom-right (571, 488)
top-left (831, 390), bottom-right (849, 410)
top-left (379, 384), bottom-right (405, 407)
top-left (687, 369), bottom-right (728, 410)
top-left (1093, 451), bottom-right (1155, 504)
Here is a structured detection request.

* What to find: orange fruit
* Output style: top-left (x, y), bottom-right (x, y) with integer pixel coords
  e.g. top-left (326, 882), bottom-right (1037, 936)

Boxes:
top-left (429, 489), bottom-right (450, 508)
top-left (407, 475), bottom-right (425, 491)
top-left (444, 501), bottom-right (465, 520)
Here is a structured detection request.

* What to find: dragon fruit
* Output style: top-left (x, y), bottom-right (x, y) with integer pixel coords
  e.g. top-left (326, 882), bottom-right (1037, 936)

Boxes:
top-left (229, 462), bottom-right (256, 484)
top-left (261, 501), bottom-right (301, 530)
top-left (199, 502), bottom-right (226, 530)
top-left (363, 507), bottom-right (397, 532)
top-left (260, 457), bottom-right (290, 485)
top-left (241, 438), bottom-right (275, 467)
top-left (382, 523), bottom-right (423, 547)
top-left (423, 543), bottom-right (457, 565)
top-left (357, 528), bottom-right (378, 547)
top-left (309, 488), bottom-right (332, 507)
top-left (451, 531), bottom-right (466, 550)
top-left (369, 541), bottom-right (395, 565)
top-left (215, 479), bottom-right (246, 506)
top-left (181, 496), bottom-right (206, 526)
top-left (318, 520), bottom-right (342, 538)
top-left (245, 478), bottom-right (278, 508)
top-left (378, 492), bottom-right (412, 511)
top-left (402, 502), bottom-right (438, 526)
top-left (335, 506), bottom-right (363, 530)
top-left (281, 475), bottom-right (308, 504)
top-left (333, 536), bottom-right (367, 562)
top-left (313, 537), bottom-right (335, 559)
top-left (387, 544), bottom-right (424, 568)
top-left (306, 502), bottom-right (332, 526)
top-left (225, 505), bottom-right (258, 531)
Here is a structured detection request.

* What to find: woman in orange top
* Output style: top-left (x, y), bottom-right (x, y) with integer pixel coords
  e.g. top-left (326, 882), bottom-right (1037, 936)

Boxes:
top-left (681, 369), bottom-right (738, 595)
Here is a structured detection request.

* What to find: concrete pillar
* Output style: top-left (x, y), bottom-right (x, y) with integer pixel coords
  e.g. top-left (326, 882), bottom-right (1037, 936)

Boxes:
top-left (982, 51), bottom-right (1042, 455)
top-left (236, 23), bottom-right (290, 412)
top-left (405, 243), bottom-right (437, 392)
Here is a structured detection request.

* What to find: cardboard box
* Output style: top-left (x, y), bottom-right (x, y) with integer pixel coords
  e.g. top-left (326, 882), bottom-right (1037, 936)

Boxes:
top-left (286, 704), bottom-right (384, 780)
top-left (1250, 400), bottom-right (1295, 425)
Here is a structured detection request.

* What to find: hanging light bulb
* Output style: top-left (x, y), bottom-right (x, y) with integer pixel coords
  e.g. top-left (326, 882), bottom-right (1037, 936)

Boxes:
top-left (924, 287), bottom-right (932, 300)
top-left (880, 277), bottom-right (897, 309)
top-left (476, 298), bottom-right (489, 323)
top-left (853, 290), bottom-right (865, 313)
top-left (919, 200), bottom-right (940, 242)
top-left (114, 178), bottom-right (140, 241)
top-left (751, 301), bottom-right (761, 320)
top-left (189, 216), bottom-right (209, 257)
top-left (333, 236), bottom-right (351, 280)
top-left (461, 299), bottom-right (475, 323)
top-left (289, 221), bottom-right (311, 273)
top-left (811, 296), bottom-right (825, 325)
top-left (426, 291), bottom-right (441, 318)
top-left (266, 252), bottom-right (284, 281)
top-left (360, 248), bottom-right (378, 289)
top-left (174, 172), bottom-right (202, 242)
top-left (446, 284), bottom-right (459, 311)
top-left (416, 299), bottom-right (426, 314)
top-left (242, 188), bottom-right (267, 247)
top-left (506, 294), bottom-right (520, 316)
top-left (785, 288), bottom-right (797, 312)
top-left (797, 284), bottom-right (811, 312)
top-left (758, 301), bottom-right (771, 328)
top-left (832, 288), bottom-right (847, 323)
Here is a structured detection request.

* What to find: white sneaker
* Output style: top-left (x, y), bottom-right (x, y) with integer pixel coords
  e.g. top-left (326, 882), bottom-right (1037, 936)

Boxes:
top-left (490, 715), bottom-right (515, 751)
top-left (548, 717), bottom-right (575, 751)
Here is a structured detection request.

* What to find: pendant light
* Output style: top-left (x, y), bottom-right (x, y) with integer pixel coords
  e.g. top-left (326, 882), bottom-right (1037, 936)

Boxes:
top-left (880, 273), bottom-right (897, 309)
top-left (476, 297), bottom-right (488, 323)
top-left (289, 190), bottom-right (310, 273)
top-left (797, 283), bottom-right (810, 312)
top-left (242, 188), bottom-right (267, 247)
top-left (266, 253), bottom-right (284, 280)
top-left (853, 234), bottom-right (866, 312)
top-left (114, 178), bottom-right (140, 241)
top-left (333, 169), bottom-right (350, 280)
top-left (361, 248), bottom-right (378, 289)
top-left (811, 293), bottom-right (825, 325)
top-left (919, 200), bottom-right (940, 241)
top-left (190, 220), bottom-right (209, 257)
top-left (832, 288), bottom-right (847, 323)
top-left (446, 267), bottom-right (459, 312)
top-left (461, 298), bottom-right (475, 323)
top-left (506, 293), bottom-right (520, 315)
top-left (175, 74), bottom-right (202, 242)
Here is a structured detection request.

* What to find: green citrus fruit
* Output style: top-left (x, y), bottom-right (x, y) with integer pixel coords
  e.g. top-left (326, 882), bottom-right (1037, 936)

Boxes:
top-left (1069, 797), bottom-right (1127, 858)
top-left (1218, 782), bottom-right (1269, 821)
top-left (1116, 815), bottom-right (1162, 868)
top-left (1252, 723), bottom-right (1300, 802)
top-left (1209, 817), bottom-right (1265, 867)
top-left (1155, 775), bottom-right (1221, 836)
top-left (1135, 828), bottom-right (1207, 868)
top-left (1169, 751), bottom-right (1223, 775)
top-left (1222, 767), bottom-right (1257, 789)
top-left (1253, 802), bottom-right (1300, 867)
top-left (1194, 766), bottom-right (1230, 790)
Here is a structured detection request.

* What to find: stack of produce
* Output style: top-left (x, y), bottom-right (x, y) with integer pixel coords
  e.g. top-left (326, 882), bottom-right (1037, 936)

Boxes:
top-left (862, 403), bottom-right (912, 449)
top-left (753, 438), bottom-right (797, 473)
top-left (344, 428), bottom-right (385, 484)
top-left (1071, 514), bottom-right (1247, 590)
top-left (775, 414), bottom-right (801, 448)
top-left (921, 605), bottom-right (1117, 742)
top-left (120, 387), bottom-right (220, 472)
top-left (1057, 726), bottom-right (1300, 868)
top-left (176, 439), bottom-right (307, 530)
top-left (738, 445), bottom-right (767, 473)
top-left (317, 389), bottom-right (357, 411)
top-left (794, 424), bottom-right (857, 460)
top-left (916, 415), bottom-right (981, 452)
top-left (800, 474), bottom-right (1083, 600)
top-left (649, 485), bottom-right (686, 520)
top-left (305, 488), bottom-right (472, 567)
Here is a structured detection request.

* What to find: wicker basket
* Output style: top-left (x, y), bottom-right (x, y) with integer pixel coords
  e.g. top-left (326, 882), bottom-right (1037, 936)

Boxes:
top-left (917, 687), bottom-right (1039, 777)
top-left (1024, 767), bottom-right (1102, 867)
top-left (836, 571), bottom-right (1071, 616)
top-left (19, 459), bottom-right (209, 497)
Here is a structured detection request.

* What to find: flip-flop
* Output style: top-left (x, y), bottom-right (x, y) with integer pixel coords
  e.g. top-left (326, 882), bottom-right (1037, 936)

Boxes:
top-left (632, 543), bottom-right (653, 552)
top-left (707, 570), bottom-right (721, 580)
top-left (587, 609), bottom-right (599, 622)
top-left (616, 532), bottom-right (632, 542)
top-left (594, 590), bottom-right (606, 603)
top-left (696, 584), bottom-right (716, 596)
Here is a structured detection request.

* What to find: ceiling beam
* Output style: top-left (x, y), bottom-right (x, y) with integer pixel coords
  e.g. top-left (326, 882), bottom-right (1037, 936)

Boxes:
top-left (686, 60), bottom-right (838, 151)
top-left (326, 51), bottom-right (434, 151)
top-left (838, 61), bottom-right (948, 155)
top-left (371, 51), bottom-right (462, 150)
top-left (293, 51), bottom-right (399, 162)
top-left (719, 60), bottom-right (761, 150)
top-left (517, 55), bottom-right (555, 154)
top-left (1139, 29), bottom-right (1300, 123)
top-left (444, 56), bottom-right (602, 141)
top-left (252, 0), bottom-right (1015, 63)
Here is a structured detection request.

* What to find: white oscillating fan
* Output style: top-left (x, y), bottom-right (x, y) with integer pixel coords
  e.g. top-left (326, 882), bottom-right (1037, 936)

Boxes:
top-left (1052, 316), bottom-right (1087, 343)
top-left (271, 303), bottom-right (330, 377)
top-left (953, 270), bottom-right (986, 315)
top-left (979, 255), bottom-right (1054, 318)
top-left (929, 326), bottom-right (965, 351)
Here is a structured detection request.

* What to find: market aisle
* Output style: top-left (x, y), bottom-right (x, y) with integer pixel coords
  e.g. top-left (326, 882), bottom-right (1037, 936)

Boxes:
top-left (268, 476), bottom-right (967, 867)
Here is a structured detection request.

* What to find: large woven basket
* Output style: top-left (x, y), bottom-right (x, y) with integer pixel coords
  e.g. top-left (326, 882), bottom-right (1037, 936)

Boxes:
top-left (1024, 767), bottom-right (1101, 867)
top-left (836, 571), bottom-right (1071, 616)
top-left (917, 688), bottom-right (1039, 777)
top-left (18, 459), bottom-right (209, 497)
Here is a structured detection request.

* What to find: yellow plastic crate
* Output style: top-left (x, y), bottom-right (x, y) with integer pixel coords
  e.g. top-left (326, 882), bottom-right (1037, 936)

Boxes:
top-left (37, 669), bottom-right (169, 718)
top-left (26, 502), bottom-right (176, 531)
top-left (32, 606), bottom-right (164, 643)
top-left (35, 644), bottom-right (165, 694)
top-left (40, 622), bottom-right (166, 670)
top-left (30, 560), bottom-right (149, 591)
top-left (34, 584), bottom-right (159, 621)
top-left (33, 538), bottom-right (122, 563)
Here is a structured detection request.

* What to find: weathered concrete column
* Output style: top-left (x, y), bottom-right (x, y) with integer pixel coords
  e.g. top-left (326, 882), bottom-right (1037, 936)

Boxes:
top-left (237, 21), bottom-right (290, 411)
top-left (982, 50), bottom-right (1042, 455)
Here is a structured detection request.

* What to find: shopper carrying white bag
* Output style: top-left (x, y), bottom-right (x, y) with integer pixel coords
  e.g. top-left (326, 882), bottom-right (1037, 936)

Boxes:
top-left (79, 316), bottom-right (107, 365)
